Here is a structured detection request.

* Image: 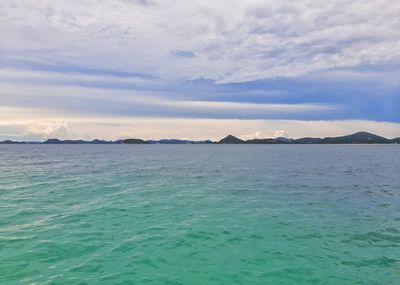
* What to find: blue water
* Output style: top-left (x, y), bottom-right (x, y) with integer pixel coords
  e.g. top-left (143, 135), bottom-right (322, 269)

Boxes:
top-left (1, 145), bottom-right (399, 284)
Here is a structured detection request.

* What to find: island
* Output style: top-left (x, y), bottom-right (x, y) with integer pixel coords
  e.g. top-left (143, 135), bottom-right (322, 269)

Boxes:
top-left (1, 132), bottom-right (399, 144)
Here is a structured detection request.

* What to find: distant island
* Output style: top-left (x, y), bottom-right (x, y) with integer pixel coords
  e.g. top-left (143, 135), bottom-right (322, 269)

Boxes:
top-left (218, 132), bottom-right (400, 144)
top-left (1, 132), bottom-right (399, 144)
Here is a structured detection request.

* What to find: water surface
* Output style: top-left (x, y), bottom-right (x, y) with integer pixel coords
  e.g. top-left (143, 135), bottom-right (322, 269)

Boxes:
top-left (1, 145), bottom-right (399, 284)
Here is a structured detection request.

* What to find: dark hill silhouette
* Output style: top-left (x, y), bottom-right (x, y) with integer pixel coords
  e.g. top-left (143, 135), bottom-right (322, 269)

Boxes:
top-left (218, 135), bottom-right (245, 144)
top-left (218, 132), bottom-right (398, 144)
top-left (390, 137), bottom-right (400, 143)
top-left (321, 132), bottom-right (389, 144)
top-left (245, 138), bottom-right (278, 144)
top-left (0, 140), bottom-right (25, 144)
top-left (147, 139), bottom-right (214, 144)
top-left (1, 132), bottom-right (399, 144)
top-left (122, 138), bottom-right (148, 144)
top-left (293, 137), bottom-right (323, 144)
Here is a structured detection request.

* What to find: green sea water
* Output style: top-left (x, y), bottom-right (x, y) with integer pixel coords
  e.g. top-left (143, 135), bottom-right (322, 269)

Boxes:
top-left (1, 145), bottom-right (399, 284)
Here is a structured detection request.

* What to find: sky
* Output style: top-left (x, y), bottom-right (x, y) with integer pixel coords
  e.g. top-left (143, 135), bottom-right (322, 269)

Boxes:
top-left (1, 0), bottom-right (399, 140)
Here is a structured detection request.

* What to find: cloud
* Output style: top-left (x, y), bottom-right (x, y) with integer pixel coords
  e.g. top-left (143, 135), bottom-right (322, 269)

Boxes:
top-left (1, 0), bottom-right (399, 134)
top-left (1, 107), bottom-right (399, 140)
top-left (241, 131), bottom-right (270, 140)
top-left (1, 0), bottom-right (399, 83)
top-left (240, 130), bottom-right (289, 140)
top-left (168, 101), bottom-right (333, 112)
top-left (26, 121), bottom-right (77, 139)
top-left (0, 120), bottom-right (81, 140)
top-left (273, 130), bottom-right (288, 138)
top-left (0, 73), bottom-right (337, 120)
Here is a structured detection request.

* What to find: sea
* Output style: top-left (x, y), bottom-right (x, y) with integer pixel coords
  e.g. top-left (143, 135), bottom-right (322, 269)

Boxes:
top-left (1, 144), bottom-right (399, 284)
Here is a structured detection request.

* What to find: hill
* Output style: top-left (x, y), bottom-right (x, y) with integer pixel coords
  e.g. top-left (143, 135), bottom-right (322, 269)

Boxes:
top-left (1, 132), bottom-right (399, 145)
top-left (122, 139), bottom-right (148, 144)
top-left (218, 135), bottom-right (245, 144)
top-left (321, 132), bottom-right (389, 144)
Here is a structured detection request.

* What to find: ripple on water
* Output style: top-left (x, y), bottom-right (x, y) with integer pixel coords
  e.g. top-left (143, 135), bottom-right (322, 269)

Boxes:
top-left (0, 144), bottom-right (399, 285)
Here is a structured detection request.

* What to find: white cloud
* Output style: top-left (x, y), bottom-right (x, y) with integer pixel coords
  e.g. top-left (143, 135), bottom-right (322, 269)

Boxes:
top-left (0, 120), bottom-right (81, 140)
top-left (163, 100), bottom-right (334, 112)
top-left (1, 0), bottom-right (399, 83)
top-left (273, 130), bottom-right (288, 138)
top-left (240, 130), bottom-right (288, 140)
top-left (25, 121), bottom-right (77, 139)
top-left (241, 131), bottom-right (270, 140)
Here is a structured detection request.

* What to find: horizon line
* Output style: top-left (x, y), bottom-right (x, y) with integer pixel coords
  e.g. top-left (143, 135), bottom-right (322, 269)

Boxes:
top-left (1, 131), bottom-right (400, 144)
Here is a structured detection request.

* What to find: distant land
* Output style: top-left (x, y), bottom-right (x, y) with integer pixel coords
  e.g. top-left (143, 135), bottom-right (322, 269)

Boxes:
top-left (1, 132), bottom-right (399, 145)
top-left (218, 132), bottom-right (400, 144)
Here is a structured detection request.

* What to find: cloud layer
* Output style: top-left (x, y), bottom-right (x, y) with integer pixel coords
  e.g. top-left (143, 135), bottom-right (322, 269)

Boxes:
top-left (1, 1), bottom-right (399, 140)
top-left (1, 0), bottom-right (400, 82)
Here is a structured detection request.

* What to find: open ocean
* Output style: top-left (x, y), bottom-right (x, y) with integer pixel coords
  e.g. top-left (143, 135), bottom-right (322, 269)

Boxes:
top-left (1, 144), bottom-right (399, 284)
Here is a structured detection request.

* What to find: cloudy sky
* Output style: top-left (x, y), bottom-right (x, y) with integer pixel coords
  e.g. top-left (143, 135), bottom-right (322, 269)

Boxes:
top-left (1, 0), bottom-right (399, 140)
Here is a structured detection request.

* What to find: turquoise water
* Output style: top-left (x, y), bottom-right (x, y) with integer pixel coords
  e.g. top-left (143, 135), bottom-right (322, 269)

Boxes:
top-left (1, 145), bottom-right (399, 284)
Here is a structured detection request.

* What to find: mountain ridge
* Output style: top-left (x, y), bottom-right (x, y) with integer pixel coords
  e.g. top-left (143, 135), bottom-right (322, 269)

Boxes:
top-left (1, 132), bottom-right (399, 144)
top-left (218, 131), bottom-right (399, 144)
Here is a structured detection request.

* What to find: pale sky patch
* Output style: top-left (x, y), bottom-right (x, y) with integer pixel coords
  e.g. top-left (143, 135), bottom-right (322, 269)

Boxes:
top-left (1, 107), bottom-right (399, 141)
